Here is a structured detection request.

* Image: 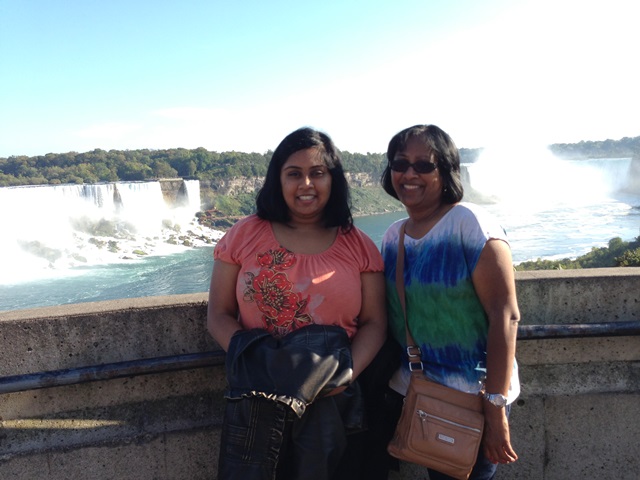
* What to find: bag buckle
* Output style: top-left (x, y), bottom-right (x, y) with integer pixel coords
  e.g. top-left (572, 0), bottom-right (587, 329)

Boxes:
top-left (406, 345), bottom-right (423, 372)
top-left (409, 361), bottom-right (424, 372)
top-left (406, 345), bottom-right (422, 358)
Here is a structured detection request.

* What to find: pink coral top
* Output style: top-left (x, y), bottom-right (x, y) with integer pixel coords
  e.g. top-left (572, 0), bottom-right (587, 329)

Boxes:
top-left (214, 214), bottom-right (384, 338)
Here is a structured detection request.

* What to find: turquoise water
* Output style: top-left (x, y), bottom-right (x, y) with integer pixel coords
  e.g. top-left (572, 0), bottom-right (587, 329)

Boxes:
top-left (1, 157), bottom-right (638, 313)
top-left (2, 203), bottom-right (638, 313)
top-left (0, 246), bottom-right (216, 312)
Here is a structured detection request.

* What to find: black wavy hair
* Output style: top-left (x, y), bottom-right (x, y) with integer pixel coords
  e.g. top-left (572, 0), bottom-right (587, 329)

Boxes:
top-left (381, 124), bottom-right (464, 204)
top-left (256, 127), bottom-right (353, 231)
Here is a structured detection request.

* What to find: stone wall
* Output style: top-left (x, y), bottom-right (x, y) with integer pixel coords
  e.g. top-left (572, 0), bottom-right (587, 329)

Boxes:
top-left (0, 268), bottom-right (639, 479)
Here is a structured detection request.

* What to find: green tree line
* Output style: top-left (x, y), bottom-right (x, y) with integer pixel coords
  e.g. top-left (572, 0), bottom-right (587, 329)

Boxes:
top-left (549, 136), bottom-right (640, 159)
top-left (0, 145), bottom-right (483, 187)
top-left (2, 134), bottom-right (639, 187)
top-left (0, 147), bottom-right (272, 186)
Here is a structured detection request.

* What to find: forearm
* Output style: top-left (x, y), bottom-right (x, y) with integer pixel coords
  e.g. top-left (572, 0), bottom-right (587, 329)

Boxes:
top-left (207, 308), bottom-right (242, 352)
top-left (207, 259), bottom-right (243, 352)
top-left (350, 319), bottom-right (387, 379)
top-left (350, 271), bottom-right (387, 379)
top-left (484, 313), bottom-right (519, 395)
top-left (472, 240), bottom-right (520, 396)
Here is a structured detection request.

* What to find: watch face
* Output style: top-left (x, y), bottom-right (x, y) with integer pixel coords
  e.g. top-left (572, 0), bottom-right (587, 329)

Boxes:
top-left (486, 393), bottom-right (507, 407)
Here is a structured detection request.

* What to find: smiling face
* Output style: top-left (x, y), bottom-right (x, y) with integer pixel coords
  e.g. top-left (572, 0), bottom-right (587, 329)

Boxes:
top-left (391, 135), bottom-right (443, 214)
top-left (280, 147), bottom-right (332, 226)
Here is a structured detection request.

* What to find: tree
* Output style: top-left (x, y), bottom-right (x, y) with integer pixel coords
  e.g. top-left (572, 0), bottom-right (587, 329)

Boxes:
top-left (152, 159), bottom-right (178, 178)
top-left (117, 162), bottom-right (152, 181)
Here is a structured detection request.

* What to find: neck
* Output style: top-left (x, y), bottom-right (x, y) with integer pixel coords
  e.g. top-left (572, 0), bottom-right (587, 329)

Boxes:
top-left (272, 219), bottom-right (338, 254)
top-left (405, 202), bottom-right (453, 238)
top-left (285, 218), bottom-right (326, 231)
top-left (407, 202), bottom-right (444, 225)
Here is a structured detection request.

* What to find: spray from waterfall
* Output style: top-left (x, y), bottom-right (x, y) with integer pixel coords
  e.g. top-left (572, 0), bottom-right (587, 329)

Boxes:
top-left (460, 148), bottom-right (639, 262)
top-left (463, 146), bottom-right (633, 210)
top-left (0, 180), bottom-right (221, 284)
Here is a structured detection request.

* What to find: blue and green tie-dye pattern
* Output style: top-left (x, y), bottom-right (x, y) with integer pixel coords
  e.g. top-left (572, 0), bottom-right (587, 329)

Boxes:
top-left (382, 203), bottom-right (509, 393)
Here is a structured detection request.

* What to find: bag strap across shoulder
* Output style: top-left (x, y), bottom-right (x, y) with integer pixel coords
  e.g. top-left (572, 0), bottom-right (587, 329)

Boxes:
top-left (395, 221), bottom-right (424, 373)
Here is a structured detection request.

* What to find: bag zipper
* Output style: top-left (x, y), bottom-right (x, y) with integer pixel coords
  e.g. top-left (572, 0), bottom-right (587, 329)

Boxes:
top-left (417, 409), bottom-right (482, 433)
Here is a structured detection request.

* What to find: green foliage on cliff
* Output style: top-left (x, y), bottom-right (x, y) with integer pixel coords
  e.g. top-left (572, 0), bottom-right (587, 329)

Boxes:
top-left (350, 186), bottom-right (403, 216)
top-left (515, 236), bottom-right (640, 270)
top-left (209, 192), bottom-right (256, 217)
top-left (0, 148), bottom-right (273, 186)
top-left (549, 136), bottom-right (640, 159)
top-left (3, 134), bottom-right (637, 187)
top-left (0, 144), bottom-right (483, 187)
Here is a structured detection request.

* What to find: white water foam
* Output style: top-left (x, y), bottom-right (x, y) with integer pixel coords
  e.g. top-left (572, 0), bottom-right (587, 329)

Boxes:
top-left (0, 180), bottom-right (222, 285)
top-left (465, 147), bottom-right (633, 210)
top-left (463, 151), bottom-right (638, 262)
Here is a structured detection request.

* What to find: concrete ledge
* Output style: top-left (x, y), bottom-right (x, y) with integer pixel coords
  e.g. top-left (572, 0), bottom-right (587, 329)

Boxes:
top-left (0, 294), bottom-right (213, 376)
top-left (1, 268), bottom-right (639, 479)
top-left (515, 267), bottom-right (640, 325)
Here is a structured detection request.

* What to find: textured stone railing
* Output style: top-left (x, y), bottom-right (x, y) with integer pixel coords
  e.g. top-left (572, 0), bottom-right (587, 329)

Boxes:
top-left (0, 267), bottom-right (638, 479)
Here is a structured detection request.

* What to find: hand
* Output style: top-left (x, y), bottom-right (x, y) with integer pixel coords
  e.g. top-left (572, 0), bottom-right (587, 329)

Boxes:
top-left (482, 405), bottom-right (518, 465)
top-left (323, 385), bottom-right (348, 397)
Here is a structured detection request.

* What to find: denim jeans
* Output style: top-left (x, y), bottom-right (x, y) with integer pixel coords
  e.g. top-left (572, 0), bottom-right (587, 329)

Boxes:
top-left (218, 395), bottom-right (348, 480)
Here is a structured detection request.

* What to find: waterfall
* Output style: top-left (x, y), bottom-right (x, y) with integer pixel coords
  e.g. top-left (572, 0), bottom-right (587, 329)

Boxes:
top-left (183, 179), bottom-right (202, 212)
top-left (460, 153), bottom-right (639, 263)
top-left (463, 151), bottom-right (635, 211)
top-left (0, 180), bottom-right (221, 284)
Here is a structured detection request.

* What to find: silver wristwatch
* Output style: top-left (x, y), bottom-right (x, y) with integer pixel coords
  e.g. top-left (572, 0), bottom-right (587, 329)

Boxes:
top-left (483, 392), bottom-right (508, 408)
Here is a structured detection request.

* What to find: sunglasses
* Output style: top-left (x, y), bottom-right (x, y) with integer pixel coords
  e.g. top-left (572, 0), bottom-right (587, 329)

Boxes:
top-left (389, 159), bottom-right (438, 174)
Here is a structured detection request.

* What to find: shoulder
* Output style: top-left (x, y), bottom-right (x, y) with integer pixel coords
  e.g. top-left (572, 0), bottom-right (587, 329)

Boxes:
top-left (342, 225), bottom-right (375, 245)
top-left (382, 217), bottom-right (408, 244)
top-left (451, 203), bottom-right (504, 231)
top-left (449, 202), bottom-right (488, 220)
top-left (214, 215), bottom-right (272, 262)
top-left (223, 214), bottom-right (270, 238)
top-left (449, 203), bottom-right (509, 245)
top-left (340, 225), bottom-right (380, 253)
top-left (380, 217), bottom-right (407, 258)
top-left (232, 214), bottom-right (266, 230)
top-left (338, 226), bottom-right (384, 271)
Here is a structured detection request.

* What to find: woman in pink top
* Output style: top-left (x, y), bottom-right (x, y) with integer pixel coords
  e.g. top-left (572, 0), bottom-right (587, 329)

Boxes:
top-left (207, 127), bottom-right (387, 480)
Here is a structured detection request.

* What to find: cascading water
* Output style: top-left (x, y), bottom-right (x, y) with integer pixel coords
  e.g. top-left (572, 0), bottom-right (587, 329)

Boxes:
top-left (462, 150), bottom-right (639, 261)
top-left (1, 159), bottom-right (638, 312)
top-left (183, 180), bottom-right (202, 212)
top-left (464, 147), bottom-right (635, 207)
top-left (0, 180), bottom-right (221, 285)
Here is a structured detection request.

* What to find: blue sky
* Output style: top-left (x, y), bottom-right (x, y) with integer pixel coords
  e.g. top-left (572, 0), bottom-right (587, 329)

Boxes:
top-left (1, 0), bottom-right (638, 157)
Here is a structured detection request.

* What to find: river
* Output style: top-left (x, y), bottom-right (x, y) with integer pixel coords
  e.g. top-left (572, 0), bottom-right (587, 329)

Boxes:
top-left (1, 157), bottom-right (638, 313)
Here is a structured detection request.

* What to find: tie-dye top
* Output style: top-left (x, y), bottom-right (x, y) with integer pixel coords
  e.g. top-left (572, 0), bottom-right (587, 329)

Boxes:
top-left (381, 203), bottom-right (520, 401)
top-left (214, 214), bottom-right (384, 339)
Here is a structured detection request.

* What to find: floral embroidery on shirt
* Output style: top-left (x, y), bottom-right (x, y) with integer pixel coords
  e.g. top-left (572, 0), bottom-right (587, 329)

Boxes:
top-left (244, 247), bottom-right (312, 336)
top-left (256, 249), bottom-right (296, 271)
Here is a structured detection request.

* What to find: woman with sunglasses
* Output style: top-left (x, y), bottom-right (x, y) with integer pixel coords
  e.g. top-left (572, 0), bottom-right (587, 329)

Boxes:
top-left (366, 124), bottom-right (520, 480)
